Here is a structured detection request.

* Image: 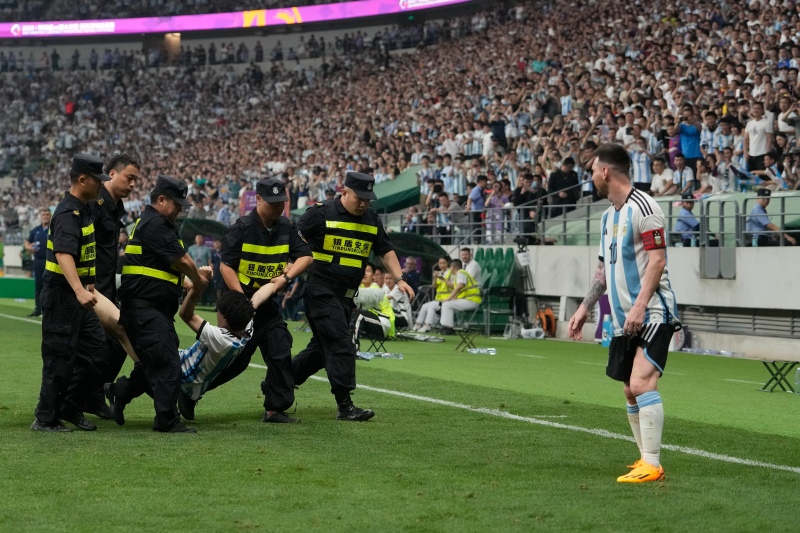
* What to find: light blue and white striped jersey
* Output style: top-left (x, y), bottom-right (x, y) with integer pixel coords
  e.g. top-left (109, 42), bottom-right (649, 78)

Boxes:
top-left (715, 132), bottom-right (734, 152)
top-left (180, 320), bottom-right (253, 401)
top-left (599, 189), bottom-right (678, 337)
top-left (560, 95), bottom-right (573, 116)
top-left (700, 126), bottom-right (717, 153)
top-left (451, 169), bottom-right (468, 197)
top-left (672, 167), bottom-right (694, 189)
top-left (629, 151), bottom-right (652, 184)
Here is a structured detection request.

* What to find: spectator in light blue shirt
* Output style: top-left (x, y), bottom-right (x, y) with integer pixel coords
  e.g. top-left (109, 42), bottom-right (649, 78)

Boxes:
top-left (467, 175), bottom-right (488, 243)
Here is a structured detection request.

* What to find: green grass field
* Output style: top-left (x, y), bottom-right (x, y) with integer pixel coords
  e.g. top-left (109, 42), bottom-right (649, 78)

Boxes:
top-left (1, 297), bottom-right (799, 532)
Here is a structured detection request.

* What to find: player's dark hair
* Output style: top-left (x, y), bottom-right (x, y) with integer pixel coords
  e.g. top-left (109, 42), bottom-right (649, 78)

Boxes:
top-left (451, 259), bottom-right (463, 269)
top-left (105, 152), bottom-right (140, 174)
top-left (594, 144), bottom-right (631, 176)
top-left (216, 291), bottom-right (255, 332)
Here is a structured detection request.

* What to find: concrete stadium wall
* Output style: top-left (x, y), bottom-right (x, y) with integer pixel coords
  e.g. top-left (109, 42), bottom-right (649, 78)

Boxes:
top-left (526, 245), bottom-right (800, 311)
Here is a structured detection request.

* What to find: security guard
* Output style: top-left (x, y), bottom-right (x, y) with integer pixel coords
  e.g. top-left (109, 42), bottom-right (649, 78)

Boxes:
top-left (84, 153), bottom-right (140, 419)
top-left (24, 207), bottom-right (51, 317)
top-left (105, 175), bottom-right (208, 433)
top-left (32, 153), bottom-right (109, 432)
top-left (293, 172), bottom-right (415, 421)
top-left (180, 177), bottom-right (312, 423)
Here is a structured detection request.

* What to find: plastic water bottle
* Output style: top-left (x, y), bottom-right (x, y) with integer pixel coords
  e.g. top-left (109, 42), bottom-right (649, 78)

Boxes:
top-left (468, 348), bottom-right (497, 355)
top-left (752, 235), bottom-right (758, 247)
top-left (690, 234), bottom-right (697, 248)
top-left (356, 351), bottom-right (403, 360)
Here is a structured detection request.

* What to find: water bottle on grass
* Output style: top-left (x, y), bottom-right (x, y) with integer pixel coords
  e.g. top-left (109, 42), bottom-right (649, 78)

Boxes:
top-left (468, 348), bottom-right (497, 355)
top-left (357, 351), bottom-right (403, 360)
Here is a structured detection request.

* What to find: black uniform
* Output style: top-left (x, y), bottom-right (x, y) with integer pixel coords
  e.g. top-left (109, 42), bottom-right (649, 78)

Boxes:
top-left (34, 192), bottom-right (106, 427)
top-left (203, 209), bottom-right (311, 412)
top-left (292, 197), bottom-right (394, 403)
top-left (86, 187), bottom-right (128, 410)
top-left (114, 205), bottom-right (187, 431)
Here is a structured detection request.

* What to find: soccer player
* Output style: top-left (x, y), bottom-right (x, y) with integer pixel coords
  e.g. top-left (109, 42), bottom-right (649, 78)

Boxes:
top-left (568, 144), bottom-right (679, 483)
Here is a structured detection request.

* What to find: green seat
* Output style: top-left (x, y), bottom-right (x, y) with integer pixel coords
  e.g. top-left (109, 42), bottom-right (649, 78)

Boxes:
top-left (484, 286), bottom-right (517, 335)
top-left (474, 248), bottom-right (485, 265)
top-left (504, 247), bottom-right (514, 265)
top-left (483, 248), bottom-right (494, 271)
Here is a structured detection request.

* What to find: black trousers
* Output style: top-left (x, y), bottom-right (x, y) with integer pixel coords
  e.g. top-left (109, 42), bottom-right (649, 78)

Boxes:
top-left (116, 305), bottom-right (180, 431)
top-left (292, 283), bottom-right (357, 401)
top-left (86, 334), bottom-right (129, 410)
top-left (35, 284), bottom-right (106, 425)
top-left (32, 258), bottom-right (45, 313)
top-left (205, 301), bottom-right (295, 412)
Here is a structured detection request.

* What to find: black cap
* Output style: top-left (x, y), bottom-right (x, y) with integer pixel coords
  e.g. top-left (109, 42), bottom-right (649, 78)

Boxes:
top-left (325, 189), bottom-right (336, 197)
top-left (71, 153), bottom-right (110, 181)
top-left (255, 178), bottom-right (288, 203)
top-left (152, 175), bottom-right (191, 207)
top-left (344, 172), bottom-right (377, 200)
top-left (681, 192), bottom-right (695, 201)
top-left (757, 188), bottom-right (772, 198)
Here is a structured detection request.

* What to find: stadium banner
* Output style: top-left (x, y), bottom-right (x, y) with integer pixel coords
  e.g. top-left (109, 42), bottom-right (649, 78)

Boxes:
top-left (0, 0), bottom-right (471, 39)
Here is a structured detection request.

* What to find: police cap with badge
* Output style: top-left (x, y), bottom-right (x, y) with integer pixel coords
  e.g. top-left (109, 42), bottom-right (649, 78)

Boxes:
top-left (72, 153), bottom-right (111, 181)
top-left (152, 175), bottom-right (191, 206)
top-left (345, 172), bottom-right (377, 200)
top-left (256, 177), bottom-right (289, 202)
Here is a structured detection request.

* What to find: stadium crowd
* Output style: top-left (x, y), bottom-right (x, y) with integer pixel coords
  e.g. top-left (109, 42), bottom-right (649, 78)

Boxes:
top-left (1, 0), bottom-right (351, 23)
top-left (2, 0), bottom-right (800, 245)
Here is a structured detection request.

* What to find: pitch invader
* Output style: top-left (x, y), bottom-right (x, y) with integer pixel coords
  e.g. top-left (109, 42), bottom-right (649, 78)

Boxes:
top-left (568, 144), bottom-right (680, 483)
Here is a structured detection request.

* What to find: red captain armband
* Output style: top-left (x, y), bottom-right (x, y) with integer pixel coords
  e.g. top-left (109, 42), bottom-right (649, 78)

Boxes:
top-left (642, 228), bottom-right (666, 250)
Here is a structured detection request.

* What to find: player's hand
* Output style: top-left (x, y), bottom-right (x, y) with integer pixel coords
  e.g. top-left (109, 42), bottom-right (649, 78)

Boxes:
top-left (199, 266), bottom-right (213, 280)
top-left (623, 305), bottom-right (645, 336)
top-left (568, 305), bottom-right (588, 340)
top-left (78, 287), bottom-right (97, 309)
top-left (194, 276), bottom-right (210, 293)
top-left (397, 280), bottom-right (415, 301)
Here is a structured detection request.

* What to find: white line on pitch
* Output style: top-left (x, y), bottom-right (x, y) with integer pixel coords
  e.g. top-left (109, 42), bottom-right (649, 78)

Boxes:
top-left (249, 363), bottom-right (800, 475)
top-left (575, 361), bottom-right (606, 366)
top-left (724, 379), bottom-right (766, 385)
top-left (0, 312), bottom-right (41, 325)
top-left (512, 353), bottom-right (546, 359)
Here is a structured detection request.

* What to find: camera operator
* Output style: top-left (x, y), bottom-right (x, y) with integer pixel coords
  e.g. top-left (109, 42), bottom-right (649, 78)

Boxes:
top-left (782, 151), bottom-right (800, 190)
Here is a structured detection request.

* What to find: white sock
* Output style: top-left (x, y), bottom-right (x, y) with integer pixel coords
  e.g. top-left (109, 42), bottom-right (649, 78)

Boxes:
top-left (626, 403), bottom-right (643, 458)
top-left (636, 391), bottom-right (664, 468)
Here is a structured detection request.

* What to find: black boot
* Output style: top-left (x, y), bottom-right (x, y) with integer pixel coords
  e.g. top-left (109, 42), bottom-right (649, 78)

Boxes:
top-left (336, 394), bottom-right (375, 422)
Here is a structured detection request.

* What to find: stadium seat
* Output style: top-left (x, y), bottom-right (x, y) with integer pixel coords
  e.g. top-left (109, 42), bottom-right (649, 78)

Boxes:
top-left (483, 248), bottom-right (494, 272)
top-left (484, 286), bottom-right (517, 335)
top-left (474, 248), bottom-right (484, 265)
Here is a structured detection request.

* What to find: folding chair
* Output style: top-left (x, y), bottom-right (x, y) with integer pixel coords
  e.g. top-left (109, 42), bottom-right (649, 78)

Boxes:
top-left (361, 332), bottom-right (388, 353)
top-left (453, 300), bottom-right (486, 352)
top-left (294, 311), bottom-right (310, 332)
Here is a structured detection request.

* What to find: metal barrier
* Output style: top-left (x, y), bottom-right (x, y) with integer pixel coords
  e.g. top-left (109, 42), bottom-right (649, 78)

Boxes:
top-left (380, 193), bottom-right (799, 248)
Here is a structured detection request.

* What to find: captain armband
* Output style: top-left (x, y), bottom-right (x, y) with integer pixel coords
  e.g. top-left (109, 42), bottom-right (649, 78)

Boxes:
top-left (642, 228), bottom-right (666, 250)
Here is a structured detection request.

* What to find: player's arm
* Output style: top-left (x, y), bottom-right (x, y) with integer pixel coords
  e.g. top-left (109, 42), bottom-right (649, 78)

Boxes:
top-left (567, 259), bottom-right (606, 340)
top-left (179, 282), bottom-right (205, 334)
top-left (624, 224), bottom-right (668, 335)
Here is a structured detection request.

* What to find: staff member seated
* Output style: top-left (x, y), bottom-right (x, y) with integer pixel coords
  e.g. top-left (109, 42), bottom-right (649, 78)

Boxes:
top-left (352, 262), bottom-right (396, 348)
top-left (674, 192), bottom-right (700, 247)
top-left (412, 256), bottom-right (452, 333)
top-left (438, 259), bottom-right (482, 336)
top-left (745, 188), bottom-right (797, 246)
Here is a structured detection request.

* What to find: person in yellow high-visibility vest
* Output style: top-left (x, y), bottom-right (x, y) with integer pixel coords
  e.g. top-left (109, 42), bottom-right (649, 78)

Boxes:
top-left (412, 256), bottom-right (452, 333)
top-left (352, 262), bottom-right (396, 348)
top-left (438, 258), bottom-right (482, 336)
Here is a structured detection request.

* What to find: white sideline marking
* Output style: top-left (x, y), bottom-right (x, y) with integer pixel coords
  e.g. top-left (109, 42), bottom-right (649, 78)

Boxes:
top-left (575, 361), bottom-right (606, 366)
top-left (0, 312), bottom-right (41, 325)
top-left (250, 363), bottom-right (800, 475)
top-left (724, 379), bottom-right (766, 385)
top-left (513, 353), bottom-right (546, 359)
